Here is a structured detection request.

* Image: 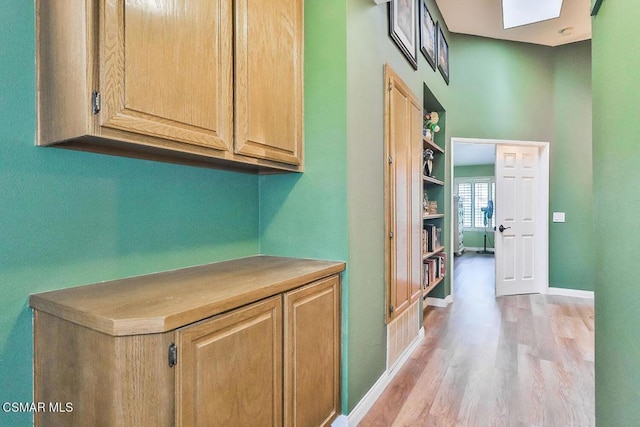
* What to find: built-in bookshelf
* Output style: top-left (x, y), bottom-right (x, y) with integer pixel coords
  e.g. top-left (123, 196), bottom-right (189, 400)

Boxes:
top-left (422, 276), bottom-right (444, 297)
top-left (423, 175), bottom-right (445, 186)
top-left (423, 213), bottom-right (445, 220)
top-left (423, 245), bottom-right (444, 260)
top-left (422, 113), bottom-right (446, 300)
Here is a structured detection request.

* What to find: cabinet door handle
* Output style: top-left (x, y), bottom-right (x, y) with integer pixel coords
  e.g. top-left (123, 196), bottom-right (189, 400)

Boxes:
top-left (168, 343), bottom-right (177, 367)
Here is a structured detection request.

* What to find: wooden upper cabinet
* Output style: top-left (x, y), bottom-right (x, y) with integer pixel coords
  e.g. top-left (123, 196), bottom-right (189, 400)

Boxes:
top-left (100, 0), bottom-right (233, 151)
top-left (234, 0), bottom-right (304, 166)
top-left (36, 0), bottom-right (303, 172)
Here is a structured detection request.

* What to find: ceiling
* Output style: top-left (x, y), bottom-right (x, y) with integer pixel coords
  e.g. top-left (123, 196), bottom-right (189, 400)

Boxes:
top-left (434, 0), bottom-right (591, 47)
top-left (454, 143), bottom-right (495, 166)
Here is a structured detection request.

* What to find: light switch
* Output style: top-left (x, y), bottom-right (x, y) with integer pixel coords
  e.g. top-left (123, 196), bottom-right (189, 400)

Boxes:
top-left (553, 212), bottom-right (566, 223)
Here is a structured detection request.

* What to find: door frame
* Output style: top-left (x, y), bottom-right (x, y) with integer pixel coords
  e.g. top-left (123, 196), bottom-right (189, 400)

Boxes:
top-left (449, 137), bottom-right (550, 297)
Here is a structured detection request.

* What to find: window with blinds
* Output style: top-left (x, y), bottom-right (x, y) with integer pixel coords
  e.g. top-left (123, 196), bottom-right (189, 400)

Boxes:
top-left (457, 183), bottom-right (472, 228)
top-left (455, 178), bottom-right (496, 230)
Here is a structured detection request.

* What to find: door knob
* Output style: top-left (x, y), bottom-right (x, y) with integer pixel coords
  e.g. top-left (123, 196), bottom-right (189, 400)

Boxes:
top-left (498, 225), bottom-right (511, 233)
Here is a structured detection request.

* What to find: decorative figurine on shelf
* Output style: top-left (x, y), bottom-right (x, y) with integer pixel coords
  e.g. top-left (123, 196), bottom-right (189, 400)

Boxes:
top-left (423, 111), bottom-right (441, 140)
top-left (424, 149), bottom-right (434, 177)
top-left (423, 190), bottom-right (429, 213)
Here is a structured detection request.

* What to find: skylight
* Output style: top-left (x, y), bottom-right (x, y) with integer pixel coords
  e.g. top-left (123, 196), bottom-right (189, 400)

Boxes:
top-left (502, 0), bottom-right (564, 29)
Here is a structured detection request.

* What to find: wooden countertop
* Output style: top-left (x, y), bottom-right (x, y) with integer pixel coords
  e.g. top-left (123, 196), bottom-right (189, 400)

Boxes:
top-left (29, 256), bottom-right (346, 336)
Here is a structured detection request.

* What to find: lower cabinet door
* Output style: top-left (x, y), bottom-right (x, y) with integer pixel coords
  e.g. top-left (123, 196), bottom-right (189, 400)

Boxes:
top-left (284, 275), bottom-right (341, 427)
top-left (175, 296), bottom-right (282, 427)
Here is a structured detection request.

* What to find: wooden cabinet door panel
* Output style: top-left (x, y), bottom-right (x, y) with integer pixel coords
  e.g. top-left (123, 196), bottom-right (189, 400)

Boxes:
top-left (284, 276), bottom-right (341, 427)
top-left (175, 297), bottom-right (282, 427)
top-left (100, 0), bottom-right (233, 151)
top-left (409, 102), bottom-right (423, 303)
top-left (235, 0), bottom-right (303, 165)
top-left (385, 65), bottom-right (422, 322)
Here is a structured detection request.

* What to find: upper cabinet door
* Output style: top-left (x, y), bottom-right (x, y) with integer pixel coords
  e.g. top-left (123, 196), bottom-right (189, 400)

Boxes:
top-left (234, 0), bottom-right (304, 166)
top-left (100, 0), bottom-right (233, 151)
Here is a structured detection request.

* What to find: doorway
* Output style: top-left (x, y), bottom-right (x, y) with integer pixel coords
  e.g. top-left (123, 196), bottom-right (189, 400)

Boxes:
top-left (450, 137), bottom-right (549, 298)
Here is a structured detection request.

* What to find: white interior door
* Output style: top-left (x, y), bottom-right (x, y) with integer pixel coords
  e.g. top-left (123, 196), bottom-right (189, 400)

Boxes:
top-left (495, 145), bottom-right (545, 296)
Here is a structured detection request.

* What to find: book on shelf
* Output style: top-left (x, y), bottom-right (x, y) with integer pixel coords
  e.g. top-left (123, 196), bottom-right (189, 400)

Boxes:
top-left (422, 229), bottom-right (428, 254)
top-left (428, 258), bottom-right (437, 283)
top-left (435, 252), bottom-right (447, 278)
top-left (425, 224), bottom-right (437, 252)
top-left (423, 252), bottom-right (447, 291)
top-left (422, 262), bottom-right (430, 290)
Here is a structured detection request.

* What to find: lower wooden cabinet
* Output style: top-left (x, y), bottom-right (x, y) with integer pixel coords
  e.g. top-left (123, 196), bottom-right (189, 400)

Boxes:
top-left (30, 256), bottom-right (344, 427)
top-left (284, 276), bottom-right (341, 427)
top-left (33, 311), bottom-right (176, 426)
top-left (175, 275), bottom-right (341, 427)
top-left (176, 296), bottom-right (283, 427)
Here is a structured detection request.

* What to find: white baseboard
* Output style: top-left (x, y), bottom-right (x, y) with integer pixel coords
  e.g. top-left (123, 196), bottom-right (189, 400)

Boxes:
top-left (462, 246), bottom-right (495, 253)
top-left (345, 327), bottom-right (425, 426)
top-left (332, 415), bottom-right (349, 427)
top-left (546, 287), bottom-right (594, 299)
top-left (424, 294), bottom-right (454, 308)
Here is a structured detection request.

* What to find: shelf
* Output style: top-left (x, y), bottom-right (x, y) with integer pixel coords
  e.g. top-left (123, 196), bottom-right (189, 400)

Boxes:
top-left (423, 213), bottom-right (445, 220)
top-left (423, 246), bottom-right (444, 260)
top-left (423, 175), bottom-right (444, 186)
top-left (423, 136), bottom-right (444, 153)
top-left (422, 276), bottom-right (444, 298)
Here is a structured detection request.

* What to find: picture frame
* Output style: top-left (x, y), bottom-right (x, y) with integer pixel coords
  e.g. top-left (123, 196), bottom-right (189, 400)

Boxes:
top-left (591, 0), bottom-right (603, 16)
top-left (437, 24), bottom-right (449, 84)
top-left (389, 0), bottom-right (418, 70)
top-left (420, 0), bottom-right (437, 70)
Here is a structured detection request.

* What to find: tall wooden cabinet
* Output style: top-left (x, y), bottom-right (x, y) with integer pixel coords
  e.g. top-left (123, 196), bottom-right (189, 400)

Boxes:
top-left (384, 65), bottom-right (422, 323)
top-left (36, 0), bottom-right (303, 173)
top-left (30, 257), bottom-right (344, 427)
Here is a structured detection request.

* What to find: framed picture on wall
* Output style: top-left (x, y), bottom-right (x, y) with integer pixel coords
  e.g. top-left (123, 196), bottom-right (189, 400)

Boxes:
top-left (420, 0), bottom-right (437, 70)
top-left (437, 24), bottom-right (449, 84)
top-left (389, 0), bottom-right (418, 70)
top-left (591, 0), bottom-right (603, 16)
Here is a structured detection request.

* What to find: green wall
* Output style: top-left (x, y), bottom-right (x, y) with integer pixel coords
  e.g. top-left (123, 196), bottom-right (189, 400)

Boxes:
top-left (1, 1), bottom-right (601, 423)
top-left (450, 35), bottom-right (554, 142)
top-left (258, 0), bottom-right (349, 408)
top-left (592, 1), bottom-right (640, 423)
top-left (450, 35), bottom-right (594, 291)
top-left (462, 231), bottom-right (494, 250)
top-left (344, 0), bottom-right (453, 411)
top-left (1, 1), bottom-right (259, 425)
top-left (454, 164), bottom-right (495, 249)
top-left (551, 41), bottom-right (594, 291)
top-left (454, 164), bottom-right (494, 178)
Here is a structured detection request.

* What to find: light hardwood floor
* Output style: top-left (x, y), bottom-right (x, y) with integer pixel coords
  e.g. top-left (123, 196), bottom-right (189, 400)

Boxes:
top-left (360, 252), bottom-right (595, 426)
